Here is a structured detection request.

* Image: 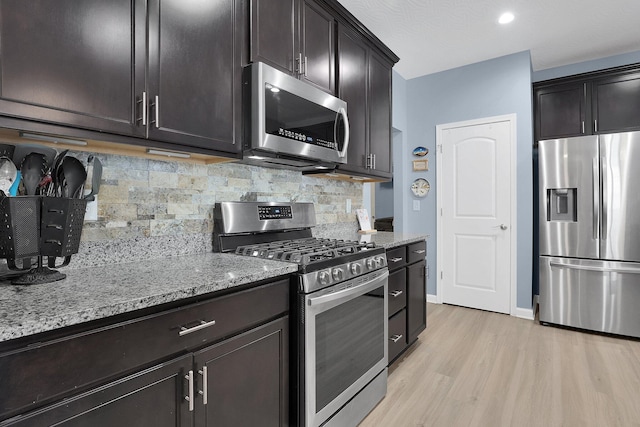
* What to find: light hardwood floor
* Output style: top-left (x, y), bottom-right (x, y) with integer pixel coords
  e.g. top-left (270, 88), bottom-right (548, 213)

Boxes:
top-left (360, 303), bottom-right (640, 427)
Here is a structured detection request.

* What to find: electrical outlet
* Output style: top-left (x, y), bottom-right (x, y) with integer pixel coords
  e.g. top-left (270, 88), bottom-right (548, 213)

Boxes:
top-left (413, 200), bottom-right (420, 211)
top-left (84, 195), bottom-right (98, 221)
top-left (346, 198), bottom-right (352, 213)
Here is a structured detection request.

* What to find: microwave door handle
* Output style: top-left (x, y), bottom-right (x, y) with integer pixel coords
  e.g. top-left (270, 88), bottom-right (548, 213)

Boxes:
top-left (335, 107), bottom-right (350, 158)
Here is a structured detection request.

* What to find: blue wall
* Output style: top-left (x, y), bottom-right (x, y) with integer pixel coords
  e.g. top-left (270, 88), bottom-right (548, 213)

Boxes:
top-left (395, 51), bottom-right (534, 309)
top-left (532, 50), bottom-right (640, 82)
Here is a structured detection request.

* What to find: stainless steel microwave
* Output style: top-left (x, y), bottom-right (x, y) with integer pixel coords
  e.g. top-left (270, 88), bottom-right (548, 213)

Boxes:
top-left (243, 62), bottom-right (349, 170)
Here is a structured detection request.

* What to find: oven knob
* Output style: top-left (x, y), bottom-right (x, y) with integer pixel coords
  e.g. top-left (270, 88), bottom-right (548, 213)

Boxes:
top-left (366, 258), bottom-right (375, 270)
top-left (318, 271), bottom-right (331, 286)
top-left (350, 263), bottom-right (362, 275)
top-left (375, 256), bottom-right (385, 268)
top-left (332, 268), bottom-right (344, 281)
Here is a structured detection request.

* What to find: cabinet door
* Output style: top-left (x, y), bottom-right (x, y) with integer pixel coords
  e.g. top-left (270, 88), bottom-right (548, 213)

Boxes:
top-left (194, 316), bottom-right (289, 427)
top-left (0, 0), bottom-right (146, 137)
top-left (368, 51), bottom-right (392, 176)
top-left (147, 0), bottom-right (242, 152)
top-left (337, 26), bottom-right (368, 175)
top-left (2, 355), bottom-right (193, 427)
top-left (592, 72), bottom-right (640, 134)
top-left (407, 260), bottom-right (426, 344)
top-left (301, 0), bottom-right (335, 94)
top-left (250, 0), bottom-right (297, 75)
top-left (535, 82), bottom-right (589, 141)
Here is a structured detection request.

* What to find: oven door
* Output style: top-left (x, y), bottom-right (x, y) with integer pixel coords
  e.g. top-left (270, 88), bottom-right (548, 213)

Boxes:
top-left (304, 269), bottom-right (388, 427)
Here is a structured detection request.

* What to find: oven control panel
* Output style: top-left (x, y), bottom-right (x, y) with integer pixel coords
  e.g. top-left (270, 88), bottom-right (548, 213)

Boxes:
top-left (258, 205), bottom-right (293, 220)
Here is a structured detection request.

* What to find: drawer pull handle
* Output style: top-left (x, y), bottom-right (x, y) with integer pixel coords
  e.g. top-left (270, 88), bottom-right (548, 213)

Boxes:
top-left (412, 249), bottom-right (426, 254)
top-left (198, 366), bottom-right (208, 405)
top-left (185, 370), bottom-right (194, 412)
top-left (179, 319), bottom-right (216, 336)
top-left (390, 334), bottom-right (403, 343)
top-left (390, 257), bottom-right (403, 263)
top-left (390, 290), bottom-right (403, 298)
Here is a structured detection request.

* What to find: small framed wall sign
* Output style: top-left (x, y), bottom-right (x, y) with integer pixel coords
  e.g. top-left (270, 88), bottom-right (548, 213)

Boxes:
top-left (412, 159), bottom-right (429, 171)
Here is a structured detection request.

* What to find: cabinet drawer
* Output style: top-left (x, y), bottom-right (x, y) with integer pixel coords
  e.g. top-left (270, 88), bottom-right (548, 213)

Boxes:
top-left (0, 279), bottom-right (289, 420)
top-left (386, 246), bottom-right (406, 270)
top-left (407, 240), bottom-right (426, 264)
top-left (388, 309), bottom-right (407, 363)
top-left (388, 269), bottom-right (407, 317)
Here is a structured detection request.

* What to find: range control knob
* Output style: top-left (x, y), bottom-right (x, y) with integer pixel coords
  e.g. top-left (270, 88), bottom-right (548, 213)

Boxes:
top-left (366, 258), bottom-right (375, 270)
top-left (350, 263), bottom-right (362, 275)
top-left (318, 271), bottom-right (332, 286)
top-left (332, 268), bottom-right (344, 281)
top-left (375, 256), bottom-right (385, 268)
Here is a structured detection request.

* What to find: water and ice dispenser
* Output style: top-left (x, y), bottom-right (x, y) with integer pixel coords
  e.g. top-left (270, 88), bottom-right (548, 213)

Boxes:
top-left (547, 188), bottom-right (577, 222)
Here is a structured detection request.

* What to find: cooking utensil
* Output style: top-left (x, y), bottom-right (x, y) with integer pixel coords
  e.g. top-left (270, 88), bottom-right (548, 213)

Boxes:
top-left (20, 153), bottom-right (47, 196)
top-left (83, 156), bottom-right (102, 201)
top-left (49, 149), bottom-right (68, 196)
top-left (59, 156), bottom-right (87, 198)
top-left (12, 144), bottom-right (56, 172)
top-left (0, 156), bottom-right (18, 195)
top-left (8, 171), bottom-right (21, 196)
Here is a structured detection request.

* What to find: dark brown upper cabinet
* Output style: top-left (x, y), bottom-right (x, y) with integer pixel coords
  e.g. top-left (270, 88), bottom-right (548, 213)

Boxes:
top-left (592, 72), bottom-right (640, 134)
top-left (0, 0), bottom-right (146, 138)
top-left (250, 0), bottom-right (335, 94)
top-left (337, 26), bottom-right (393, 179)
top-left (535, 82), bottom-right (590, 141)
top-left (0, 0), bottom-right (243, 155)
top-left (534, 64), bottom-right (640, 142)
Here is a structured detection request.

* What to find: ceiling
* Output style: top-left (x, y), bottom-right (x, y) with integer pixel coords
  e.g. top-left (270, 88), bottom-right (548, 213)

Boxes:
top-left (337, 0), bottom-right (640, 80)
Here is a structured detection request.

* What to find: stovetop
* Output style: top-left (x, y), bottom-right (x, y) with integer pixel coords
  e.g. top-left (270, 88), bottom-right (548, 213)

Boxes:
top-left (235, 238), bottom-right (377, 265)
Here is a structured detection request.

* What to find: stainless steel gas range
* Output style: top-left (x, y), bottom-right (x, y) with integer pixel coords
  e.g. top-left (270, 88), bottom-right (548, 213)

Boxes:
top-left (213, 202), bottom-right (388, 427)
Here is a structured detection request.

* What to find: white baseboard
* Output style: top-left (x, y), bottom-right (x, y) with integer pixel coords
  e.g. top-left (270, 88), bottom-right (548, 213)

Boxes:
top-left (512, 305), bottom-right (535, 320)
top-left (426, 294), bottom-right (438, 304)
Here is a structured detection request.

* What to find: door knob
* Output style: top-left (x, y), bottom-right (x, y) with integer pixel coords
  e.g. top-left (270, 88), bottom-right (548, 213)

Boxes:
top-left (500, 224), bottom-right (508, 230)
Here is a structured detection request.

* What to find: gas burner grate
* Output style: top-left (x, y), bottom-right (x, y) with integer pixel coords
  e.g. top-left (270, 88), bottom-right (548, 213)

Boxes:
top-left (234, 237), bottom-right (376, 265)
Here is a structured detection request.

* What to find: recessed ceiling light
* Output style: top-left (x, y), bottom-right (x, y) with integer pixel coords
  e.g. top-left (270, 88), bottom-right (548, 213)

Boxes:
top-left (498, 12), bottom-right (515, 24)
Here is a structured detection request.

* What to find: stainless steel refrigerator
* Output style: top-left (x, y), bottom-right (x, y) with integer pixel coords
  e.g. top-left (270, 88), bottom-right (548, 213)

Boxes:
top-left (539, 131), bottom-right (640, 338)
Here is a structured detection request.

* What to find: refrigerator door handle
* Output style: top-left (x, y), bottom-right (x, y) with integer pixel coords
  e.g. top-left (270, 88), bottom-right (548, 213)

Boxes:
top-left (550, 261), bottom-right (640, 275)
top-left (592, 158), bottom-right (599, 240)
top-left (601, 156), bottom-right (608, 240)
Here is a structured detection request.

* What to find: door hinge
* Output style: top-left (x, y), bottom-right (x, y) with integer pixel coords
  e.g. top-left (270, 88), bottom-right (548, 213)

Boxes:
top-left (440, 271), bottom-right (443, 279)
top-left (438, 144), bottom-right (443, 153)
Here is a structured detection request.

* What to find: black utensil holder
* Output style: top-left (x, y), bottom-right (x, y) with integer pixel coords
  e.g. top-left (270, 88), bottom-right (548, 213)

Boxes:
top-left (0, 196), bottom-right (87, 272)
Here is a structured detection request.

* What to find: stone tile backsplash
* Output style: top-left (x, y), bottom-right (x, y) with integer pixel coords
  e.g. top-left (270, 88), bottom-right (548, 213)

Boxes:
top-left (64, 152), bottom-right (363, 265)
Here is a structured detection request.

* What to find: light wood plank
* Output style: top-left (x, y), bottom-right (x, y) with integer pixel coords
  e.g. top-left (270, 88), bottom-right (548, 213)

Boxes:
top-left (360, 303), bottom-right (640, 427)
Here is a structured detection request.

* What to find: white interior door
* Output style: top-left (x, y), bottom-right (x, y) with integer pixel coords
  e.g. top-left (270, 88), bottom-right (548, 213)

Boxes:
top-left (437, 117), bottom-right (514, 314)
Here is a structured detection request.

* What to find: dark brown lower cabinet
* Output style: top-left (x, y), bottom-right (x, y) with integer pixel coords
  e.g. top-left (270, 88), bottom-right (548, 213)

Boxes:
top-left (386, 240), bottom-right (427, 365)
top-left (195, 317), bottom-right (289, 427)
top-left (0, 279), bottom-right (290, 427)
top-left (1, 355), bottom-right (194, 427)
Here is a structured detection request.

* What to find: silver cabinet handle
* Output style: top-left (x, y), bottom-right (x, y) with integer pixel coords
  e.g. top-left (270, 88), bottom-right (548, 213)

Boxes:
top-left (179, 319), bottom-right (216, 336)
top-left (154, 95), bottom-right (160, 128)
top-left (389, 257), bottom-right (403, 263)
top-left (304, 56), bottom-right (308, 77)
top-left (412, 249), bottom-right (426, 254)
top-left (185, 370), bottom-right (194, 412)
top-left (594, 119), bottom-right (598, 133)
top-left (390, 290), bottom-right (403, 297)
top-left (139, 91), bottom-right (147, 126)
top-left (390, 334), bottom-right (403, 343)
top-left (198, 366), bottom-right (208, 405)
top-left (582, 120), bottom-right (585, 134)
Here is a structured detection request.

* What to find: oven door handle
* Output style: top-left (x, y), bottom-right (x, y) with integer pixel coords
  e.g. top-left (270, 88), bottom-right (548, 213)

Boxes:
top-left (308, 270), bottom-right (389, 307)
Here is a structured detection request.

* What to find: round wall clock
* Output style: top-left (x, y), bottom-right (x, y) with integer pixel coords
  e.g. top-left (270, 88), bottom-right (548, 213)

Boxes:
top-left (411, 178), bottom-right (430, 197)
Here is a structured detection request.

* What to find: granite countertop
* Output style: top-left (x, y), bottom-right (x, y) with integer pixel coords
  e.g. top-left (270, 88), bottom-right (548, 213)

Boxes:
top-left (0, 253), bottom-right (297, 343)
top-left (0, 231), bottom-right (427, 345)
